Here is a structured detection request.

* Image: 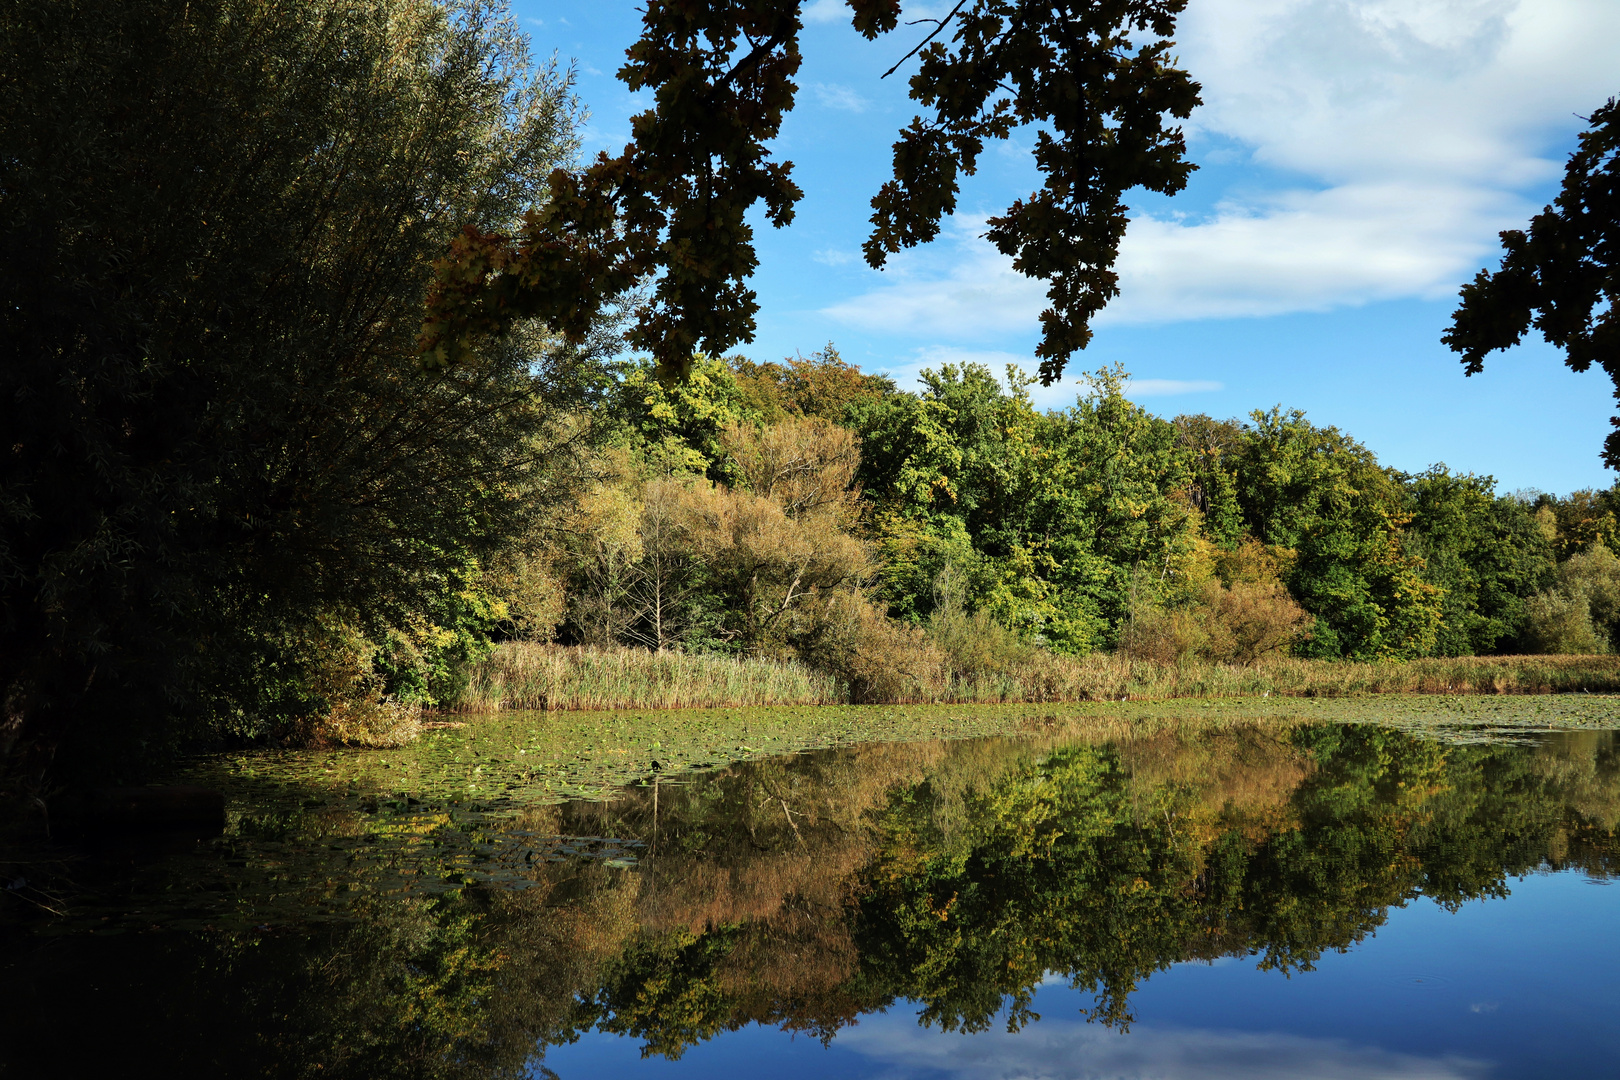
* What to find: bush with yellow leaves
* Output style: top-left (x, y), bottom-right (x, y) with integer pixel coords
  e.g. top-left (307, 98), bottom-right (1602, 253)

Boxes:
top-left (1120, 538), bottom-right (1312, 665)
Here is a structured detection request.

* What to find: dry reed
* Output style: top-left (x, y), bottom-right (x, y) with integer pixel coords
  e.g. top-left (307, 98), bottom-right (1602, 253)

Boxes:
top-left (941, 652), bottom-right (1620, 704)
top-left (460, 643), bottom-right (1620, 714)
top-left (460, 642), bottom-right (842, 712)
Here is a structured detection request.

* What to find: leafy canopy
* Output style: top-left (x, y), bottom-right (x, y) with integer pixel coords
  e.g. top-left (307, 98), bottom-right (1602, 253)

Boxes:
top-left (1446, 97), bottom-right (1620, 464)
top-left (419, 0), bottom-right (1200, 383)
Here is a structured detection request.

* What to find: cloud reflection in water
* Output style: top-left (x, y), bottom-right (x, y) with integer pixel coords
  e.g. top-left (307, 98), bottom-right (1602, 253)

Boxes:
top-left (836, 1013), bottom-right (1490, 1080)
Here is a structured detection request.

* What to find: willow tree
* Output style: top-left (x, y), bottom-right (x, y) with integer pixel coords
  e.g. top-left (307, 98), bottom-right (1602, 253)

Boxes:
top-left (0, 0), bottom-right (586, 781)
top-left (419, 0), bottom-right (1202, 385)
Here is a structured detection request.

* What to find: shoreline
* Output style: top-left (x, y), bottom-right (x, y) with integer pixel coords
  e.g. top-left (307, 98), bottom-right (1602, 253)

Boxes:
top-left (455, 644), bottom-right (1620, 717)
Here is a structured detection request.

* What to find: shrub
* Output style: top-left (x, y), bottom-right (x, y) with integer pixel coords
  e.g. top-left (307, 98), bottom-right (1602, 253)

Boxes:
top-left (1524, 543), bottom-right (1620, 654)
top-left (927, 564), bottom-right (1035, 682)
top-left (795, 593), bottom-right (947, 704)
top-left (284, 625), bottom-right (420, 748)
top-left (1118, 606), bottom-right (1208, 665)
top-left (1201, 579), bottom-right (1313, 664)
top-left (1523, 591), bottom-right (1604, 654)
top-left (1119, 546), bottom-right (1311, 666)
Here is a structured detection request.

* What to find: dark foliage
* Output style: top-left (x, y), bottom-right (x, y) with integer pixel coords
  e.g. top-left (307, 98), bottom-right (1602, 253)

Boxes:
top-left (0, 0), bottom-right (583, 780)
top-left (420, 0), bottom-right (1200, 385)
top-left (1446, 97), bottom-right (1620, 465)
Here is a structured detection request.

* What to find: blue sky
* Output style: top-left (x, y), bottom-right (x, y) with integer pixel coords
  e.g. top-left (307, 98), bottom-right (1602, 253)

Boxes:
top-left (510, 0), bottom-right (1620, 495)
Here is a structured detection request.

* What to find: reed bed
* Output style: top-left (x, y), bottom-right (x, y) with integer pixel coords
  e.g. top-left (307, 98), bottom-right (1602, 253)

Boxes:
top-left (938, 652), bottom-right (1620, 704)
top-left (462, 643), bottom-right (1620, 714)
top-left (461, 643), bottom-right (841, 712)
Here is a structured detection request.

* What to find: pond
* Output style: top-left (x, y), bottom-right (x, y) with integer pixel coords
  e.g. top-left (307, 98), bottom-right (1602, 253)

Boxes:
top-left (3, 698), bottom-right (1618, 1079)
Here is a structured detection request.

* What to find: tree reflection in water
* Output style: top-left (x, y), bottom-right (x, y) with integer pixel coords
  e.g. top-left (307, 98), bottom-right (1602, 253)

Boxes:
top-left (4, 723), bottom-right (1617, 1078)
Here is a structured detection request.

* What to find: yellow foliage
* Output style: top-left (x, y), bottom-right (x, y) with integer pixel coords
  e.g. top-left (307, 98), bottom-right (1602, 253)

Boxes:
top-left (1122, 538), bottom-right (1311, 666)
top-left (298, 623), bottom-right (420, 747)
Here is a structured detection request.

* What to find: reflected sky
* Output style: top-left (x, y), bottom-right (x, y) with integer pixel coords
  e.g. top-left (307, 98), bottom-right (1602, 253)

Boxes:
top-left (542, 873), bottom-right (1620, 1080)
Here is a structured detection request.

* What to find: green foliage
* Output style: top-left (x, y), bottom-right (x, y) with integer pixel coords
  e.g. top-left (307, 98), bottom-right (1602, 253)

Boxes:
top-left (611, 355), bottom-right (757, 481)
top-left (1447, 96), bottom-right (1620, 466)
top-left (1524, 544), bottom-right (1620, 654)
top-left (926, 565), bottom-right (1036, 684)
top-left (373, 565), bottom-right (506, 709)
top-left (1234, 409), bottom-right (1442, 660)
top-left (853, 364), bottom-right (1198, 654)
top-left (0, 0), bottom-right (587, 774)
top-left (1532, 485), bottom-right (1620, 558)
top-left (1023, 368), bottom-right (1199, 651)
top-left (1174, 414), bottom-right (1247, 547)
top-left (730, 343), bottom-right (898, 425)
top-left (1400, 469), bottom-right (1555, 655)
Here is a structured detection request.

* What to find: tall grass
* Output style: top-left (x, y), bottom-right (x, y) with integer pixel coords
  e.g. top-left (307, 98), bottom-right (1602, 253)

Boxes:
top-left (941, 652), bottom-right (1620, 704)
top-left (460, 643), bottom-right (841, 712)
top-left (459, 644), bottom-right (1620, 714)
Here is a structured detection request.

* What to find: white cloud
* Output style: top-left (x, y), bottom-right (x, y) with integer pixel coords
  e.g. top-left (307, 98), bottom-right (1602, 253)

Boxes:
top-left (1125, 378), bottom-right (1225, 397)
top-left (820, 219), bottom-right (1043, 338)
top-left (1100, 181), bottom-right (1513, 324)
top-left (811, 82), bottom-right (869, 113)
top-left (835, 1014), bottom-right (1491, 1080)
top-left (1177, 0), bottom-right (1609, 185)
top-left (812, 248), bottom-right (859, 267)
top-left (820, 0), bottom-right (1620, 334)
top-left (803, 0), bottom-right (846, 23)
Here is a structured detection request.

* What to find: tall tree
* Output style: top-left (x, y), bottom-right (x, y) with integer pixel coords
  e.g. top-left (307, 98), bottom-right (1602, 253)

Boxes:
top-left (1446, 97), bottom-right (1619, 465)
top-left (419, 0), bottom-right (1201, 384)
top-left (1234, 410), bottom-right (1442, 660)
top-left (852, 364), bottom-right (1196, 652)
top-left (0, 0), bottom-right (585, 778)
top-left (1399, 470), bottom-right (1554, 656)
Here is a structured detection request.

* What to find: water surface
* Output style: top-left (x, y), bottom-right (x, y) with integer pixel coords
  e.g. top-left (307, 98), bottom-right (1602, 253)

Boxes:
top-left (3, 700), bottom-right (1617, 1078)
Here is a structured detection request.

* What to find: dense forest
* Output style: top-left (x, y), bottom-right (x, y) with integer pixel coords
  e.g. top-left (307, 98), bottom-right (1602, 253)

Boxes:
top-left (1, 0), bottom-right (1616, 788)
top-left (510, 345), bottom-right (1620, 674)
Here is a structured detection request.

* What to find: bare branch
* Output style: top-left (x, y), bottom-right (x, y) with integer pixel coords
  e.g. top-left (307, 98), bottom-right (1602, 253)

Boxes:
top-left (881, 0), bottom-right (968, 79)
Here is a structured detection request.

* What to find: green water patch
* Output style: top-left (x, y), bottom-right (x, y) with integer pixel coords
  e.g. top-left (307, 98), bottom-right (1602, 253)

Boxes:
top-left (178, 694), bottom-right (1620, 814)
top-left (18, 695), bottom-right (1620, 935)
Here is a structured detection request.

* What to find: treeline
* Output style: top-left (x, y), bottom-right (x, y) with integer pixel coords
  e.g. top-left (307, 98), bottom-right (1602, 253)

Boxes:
top-left (494, 348), bottom-right (1620, 694)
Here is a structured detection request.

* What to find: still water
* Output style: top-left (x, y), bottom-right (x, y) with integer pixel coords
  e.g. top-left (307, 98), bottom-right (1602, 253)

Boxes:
top-left (3, 709), bottom-right (1618, 1079)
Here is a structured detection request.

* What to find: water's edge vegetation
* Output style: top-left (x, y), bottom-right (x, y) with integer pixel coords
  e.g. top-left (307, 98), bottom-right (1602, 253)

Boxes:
top-left (198, 695), bottom-right (1620, 811)
top-left (463, 644), bottom-right (1620, 712)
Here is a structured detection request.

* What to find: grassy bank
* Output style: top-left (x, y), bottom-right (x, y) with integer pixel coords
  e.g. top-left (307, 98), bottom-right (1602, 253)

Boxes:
top-left (461, 644), bottom-right (841, 712)
top-left (460, 643), bottom-right (1620, 714)
top-left (989, 651), bottom-right (1620, 702)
